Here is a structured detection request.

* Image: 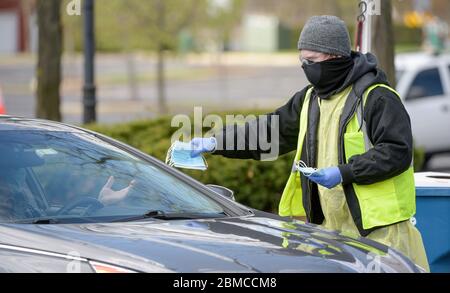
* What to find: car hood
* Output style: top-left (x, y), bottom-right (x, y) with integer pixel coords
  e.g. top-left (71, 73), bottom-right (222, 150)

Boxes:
top-left (0, 216), bottom-right (420, 273)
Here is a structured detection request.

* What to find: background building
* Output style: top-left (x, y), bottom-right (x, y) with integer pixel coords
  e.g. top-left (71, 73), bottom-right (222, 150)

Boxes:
top-left (0, 0), bottom-right (36, 54)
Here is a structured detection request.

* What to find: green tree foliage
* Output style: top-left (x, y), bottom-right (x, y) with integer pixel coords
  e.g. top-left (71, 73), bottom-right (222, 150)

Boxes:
top-left (206, 0), bottom-right (244, 48)
top-left (85, 0), bottom-right (242, 114)
top-left (95, 0), bottom-right (208, 113)
top-left (94, 0), bottom-right (205, 51)
top-left (62, 0), bottom-right (243, 52)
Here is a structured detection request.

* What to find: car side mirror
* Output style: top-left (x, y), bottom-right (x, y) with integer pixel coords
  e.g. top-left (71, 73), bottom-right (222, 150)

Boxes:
top-left (407, 86), bottom-right (426, 100)
top-left (206, 184), bottom-right (235, 201)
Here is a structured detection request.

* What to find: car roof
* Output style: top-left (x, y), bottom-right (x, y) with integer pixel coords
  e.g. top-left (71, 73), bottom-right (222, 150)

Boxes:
top-left (395, 52), bottom-right (450, 70)
top-left (0, 115), bottom-right (85, 133)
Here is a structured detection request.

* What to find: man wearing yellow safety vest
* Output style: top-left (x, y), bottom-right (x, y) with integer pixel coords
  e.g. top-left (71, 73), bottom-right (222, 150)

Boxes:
top-left (190, 15), bottom-right (429, 271)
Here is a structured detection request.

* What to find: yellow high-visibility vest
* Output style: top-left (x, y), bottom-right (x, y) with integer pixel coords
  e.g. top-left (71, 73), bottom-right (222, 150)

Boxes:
top-left (279, 84), bottom-right (416, 232)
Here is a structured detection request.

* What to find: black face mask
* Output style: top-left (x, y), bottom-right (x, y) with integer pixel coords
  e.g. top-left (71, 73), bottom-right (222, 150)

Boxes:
top-left (302, 56), bottom-right (354, 97)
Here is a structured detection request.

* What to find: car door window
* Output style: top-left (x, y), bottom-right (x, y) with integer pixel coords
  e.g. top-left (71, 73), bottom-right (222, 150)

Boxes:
top-left (406, 68), bottom-right (444, 101)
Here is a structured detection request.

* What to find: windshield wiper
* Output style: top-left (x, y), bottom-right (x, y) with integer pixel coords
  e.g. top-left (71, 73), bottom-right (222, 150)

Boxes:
top-left (32, 218), bottom-right (60, 224)
top-left (13, 218), bottom-right (62, 225)
top-left (112, 210), bottom-right (228, 223)
top-left (20, 217), bottom-right (79, 224)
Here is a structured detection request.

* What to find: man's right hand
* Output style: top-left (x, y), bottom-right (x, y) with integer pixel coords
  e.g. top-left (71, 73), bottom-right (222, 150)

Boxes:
top-left (99, 176), bottom-right (135, 206)
top-left (190, 137), bottom-right (217, 158)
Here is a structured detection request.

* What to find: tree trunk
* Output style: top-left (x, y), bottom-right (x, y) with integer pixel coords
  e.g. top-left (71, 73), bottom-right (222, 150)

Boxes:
top-left (372, 0), bottom-right (396, 87)
top-left (36, 0), bottom-right (62, 121)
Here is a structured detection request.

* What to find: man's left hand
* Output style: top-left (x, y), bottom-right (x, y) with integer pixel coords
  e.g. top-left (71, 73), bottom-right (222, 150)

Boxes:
top-left (308, 167), bottom-right (342, 189)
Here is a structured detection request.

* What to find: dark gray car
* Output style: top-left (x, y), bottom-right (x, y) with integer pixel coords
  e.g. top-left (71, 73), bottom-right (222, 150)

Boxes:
top-left (0, 116), bottom-right (423, 273)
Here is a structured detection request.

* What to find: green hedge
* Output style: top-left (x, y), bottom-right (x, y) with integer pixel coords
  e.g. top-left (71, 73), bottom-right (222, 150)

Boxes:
top-left (86, 112), bottom-right (424, 213)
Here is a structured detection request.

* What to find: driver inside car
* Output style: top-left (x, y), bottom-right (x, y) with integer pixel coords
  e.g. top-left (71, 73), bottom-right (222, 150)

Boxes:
top-left (0, 174), bottom-right (136, 222)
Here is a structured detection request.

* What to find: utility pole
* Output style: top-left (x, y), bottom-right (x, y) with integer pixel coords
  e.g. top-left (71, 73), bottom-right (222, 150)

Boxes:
top-left (83, 0), bottom-right (96, 124)
top-left (361, 0), bottom-right (373, 54)
top-left (372, 0), bottom-right (396, 87)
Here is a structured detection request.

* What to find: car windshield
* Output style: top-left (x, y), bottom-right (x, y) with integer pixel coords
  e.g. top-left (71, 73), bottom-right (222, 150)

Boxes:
top-left (0, 131), bottom-right (227, 224)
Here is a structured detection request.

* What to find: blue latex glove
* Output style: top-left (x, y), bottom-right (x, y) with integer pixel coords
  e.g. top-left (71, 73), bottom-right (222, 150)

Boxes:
top-left (308, 167), bottom-right (343, 189)
top-left (190, 137), bottom-right (217, 158)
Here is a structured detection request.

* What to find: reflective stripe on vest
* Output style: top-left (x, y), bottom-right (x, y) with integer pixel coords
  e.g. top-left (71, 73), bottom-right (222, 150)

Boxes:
top-left (279, 84), bottom-right (416, 230)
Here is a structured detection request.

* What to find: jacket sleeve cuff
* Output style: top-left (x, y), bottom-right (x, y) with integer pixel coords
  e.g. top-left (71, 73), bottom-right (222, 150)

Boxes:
top-left (338, 164), bottom-right (355, 185)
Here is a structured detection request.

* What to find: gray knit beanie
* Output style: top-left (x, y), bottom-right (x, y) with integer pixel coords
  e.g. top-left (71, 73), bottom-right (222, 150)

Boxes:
top-left (298, 15), bottom-right (351, 57)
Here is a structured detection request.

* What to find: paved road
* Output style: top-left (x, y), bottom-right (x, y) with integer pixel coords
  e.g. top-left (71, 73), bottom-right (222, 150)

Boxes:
top-left (0, 53), bottom-right (307, 124)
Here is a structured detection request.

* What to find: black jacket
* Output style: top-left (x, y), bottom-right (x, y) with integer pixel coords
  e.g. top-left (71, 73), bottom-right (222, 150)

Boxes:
top-left (213, 52), bottom-right (413, 235)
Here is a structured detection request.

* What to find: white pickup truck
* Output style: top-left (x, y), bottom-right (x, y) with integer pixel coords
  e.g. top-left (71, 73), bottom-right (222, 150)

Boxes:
top-left (396, 53), bottom-right (450, 166)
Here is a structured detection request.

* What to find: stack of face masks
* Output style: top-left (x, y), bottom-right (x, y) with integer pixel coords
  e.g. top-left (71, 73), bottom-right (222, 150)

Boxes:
top-left (294, 160), bottom-right (318, 177)
top-left (165, 141), bottom-right (208, 171)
